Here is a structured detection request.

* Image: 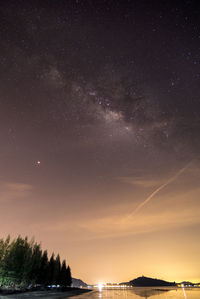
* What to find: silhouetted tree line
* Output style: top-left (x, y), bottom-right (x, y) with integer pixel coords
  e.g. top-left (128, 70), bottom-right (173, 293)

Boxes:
top-left (0, 236), bottom-right (72, 288)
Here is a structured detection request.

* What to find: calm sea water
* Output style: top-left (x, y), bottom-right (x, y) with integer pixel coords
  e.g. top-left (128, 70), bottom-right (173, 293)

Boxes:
top-left (72, 288), bottom-right (200, 299)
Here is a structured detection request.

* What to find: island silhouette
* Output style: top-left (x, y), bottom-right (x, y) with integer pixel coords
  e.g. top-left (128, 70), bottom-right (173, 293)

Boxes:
top-left (121, 276), bottom-right (177, 287)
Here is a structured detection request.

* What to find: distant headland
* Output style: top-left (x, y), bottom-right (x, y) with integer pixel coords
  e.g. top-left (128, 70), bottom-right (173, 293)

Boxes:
top-left (120, 276), bottom-right (200, 287)
top-left (122, 276), bottom-right (176, 287)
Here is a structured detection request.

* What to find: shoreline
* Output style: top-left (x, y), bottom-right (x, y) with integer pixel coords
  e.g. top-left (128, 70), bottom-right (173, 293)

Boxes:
top-left (0, 288), bottom-right (92, 298)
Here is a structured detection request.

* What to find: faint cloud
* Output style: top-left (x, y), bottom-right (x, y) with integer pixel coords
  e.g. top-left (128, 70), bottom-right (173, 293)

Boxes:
top-left (37, 205), bottom-right (200, 241)
top-left (5, 183), bottom-right (33, 191)
top-left (119, 176), bottom-right (163, 188)
top-left (34, 184), bottom-right (200, 241)
top-left (79, 206), bottom-right (200, 240)
top-left (0, 181), bottom-right (33, 202)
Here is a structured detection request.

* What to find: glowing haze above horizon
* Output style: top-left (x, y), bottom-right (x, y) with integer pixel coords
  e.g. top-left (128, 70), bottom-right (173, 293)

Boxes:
top-left (0, 0), bottom-right (200, 285)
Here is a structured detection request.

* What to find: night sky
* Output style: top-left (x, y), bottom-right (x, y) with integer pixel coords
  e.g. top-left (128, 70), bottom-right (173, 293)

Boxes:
top-left (0, 0), bottom-right (200, 284)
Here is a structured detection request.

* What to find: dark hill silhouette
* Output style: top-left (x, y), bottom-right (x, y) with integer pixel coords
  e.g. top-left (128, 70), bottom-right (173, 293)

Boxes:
top-left (72, 278), bottom-right (88, 288)
top-left (124, 276), bottom-right (176, 287)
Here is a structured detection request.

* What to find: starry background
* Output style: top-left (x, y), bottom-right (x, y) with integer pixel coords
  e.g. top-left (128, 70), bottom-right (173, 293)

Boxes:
top-left (0, 0), bottom-right (200, 284)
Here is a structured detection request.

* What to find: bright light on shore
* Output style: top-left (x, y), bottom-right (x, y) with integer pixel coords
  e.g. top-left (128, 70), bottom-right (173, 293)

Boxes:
top-left (94, 283), bottom-right (132, 290)
top-left (98, 283), bottom-right (103, 291)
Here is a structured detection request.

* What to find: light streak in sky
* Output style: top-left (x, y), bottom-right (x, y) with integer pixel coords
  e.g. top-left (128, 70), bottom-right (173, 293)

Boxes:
top-left (129, 161), bottom-right (193, 217)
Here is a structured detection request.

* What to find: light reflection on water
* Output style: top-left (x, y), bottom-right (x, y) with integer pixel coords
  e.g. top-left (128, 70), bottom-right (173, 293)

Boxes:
top-left (72, 288), bottom-right (200, 299)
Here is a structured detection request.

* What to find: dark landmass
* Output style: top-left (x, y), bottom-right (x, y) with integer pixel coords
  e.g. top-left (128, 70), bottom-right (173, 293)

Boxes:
top-left (72, 278), bottom-right (88, 288)
top-left (121, 276), bottom-right (177, 287)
